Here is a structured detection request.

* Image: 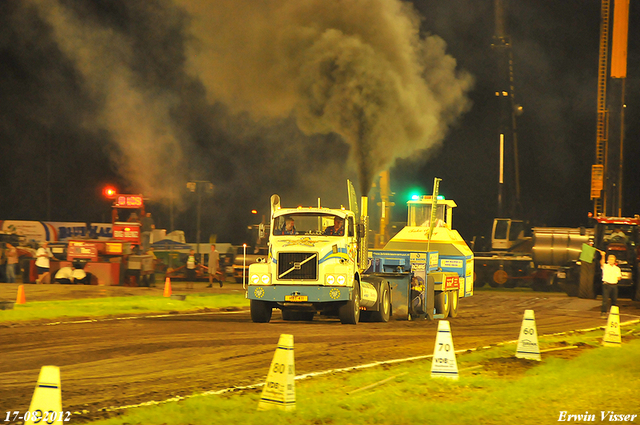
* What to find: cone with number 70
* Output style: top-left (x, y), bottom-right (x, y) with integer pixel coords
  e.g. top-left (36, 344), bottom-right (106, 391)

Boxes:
top-left (430, 320), bottom-right (459, 379)
top-left (516, 309), bottom-right (541, 361)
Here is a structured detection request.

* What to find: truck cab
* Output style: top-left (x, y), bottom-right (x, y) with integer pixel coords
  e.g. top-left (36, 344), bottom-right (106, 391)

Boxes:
top-left (247, 207), bottom-right (363, 322)
top-left (247, 183), bottom-right (392, 325)
top-left (594, 217), bottom-right (639, 289)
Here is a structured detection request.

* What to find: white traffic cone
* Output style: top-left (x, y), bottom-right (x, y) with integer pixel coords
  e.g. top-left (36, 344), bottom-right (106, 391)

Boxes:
top-left (430, 320), bottom-right (459, 380)
top-left (516, 309), bottom-right (541, 361)
top-left (602, 305), bottom-right (621, 347)
top-left (258, 334), bottom-right (296, 411)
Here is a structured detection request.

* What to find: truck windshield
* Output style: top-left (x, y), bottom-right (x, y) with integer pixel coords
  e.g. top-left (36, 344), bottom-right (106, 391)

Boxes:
top-left (602, 225), bottom-right (633, 243)
top-left (273, 214), bottom-right (344, 236)
top-left (408, 204), bottom-right (446, 227)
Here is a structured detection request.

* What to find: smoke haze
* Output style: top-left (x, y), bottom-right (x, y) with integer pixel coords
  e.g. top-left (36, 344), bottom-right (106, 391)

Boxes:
top-left (180, 0), bottom-right (472, 194)
top-left (28, 0), bottom-right (189, 203)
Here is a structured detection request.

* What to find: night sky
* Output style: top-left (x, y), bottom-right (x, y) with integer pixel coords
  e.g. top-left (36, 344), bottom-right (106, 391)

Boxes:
top-left (0, 0), bottom-right (638, 244)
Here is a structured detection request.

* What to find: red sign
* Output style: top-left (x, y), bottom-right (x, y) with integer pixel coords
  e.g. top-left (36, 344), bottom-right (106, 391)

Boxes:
top-left (114, 194), bottom-right (144, 208)
top-left (67, 241), bottom-right (99, 261)
top-left (444, 275), bottom-right (460, 290)
top-left (595, 216), bottom-right (640, 225)
top-left (113, 224), bottom-right (141, 243)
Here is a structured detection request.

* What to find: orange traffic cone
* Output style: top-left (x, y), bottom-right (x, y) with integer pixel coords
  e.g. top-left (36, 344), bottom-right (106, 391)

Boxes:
top-left (16, 285), bottom-right (26, 305)
top-left (163, 277), bottom-right (172, 297)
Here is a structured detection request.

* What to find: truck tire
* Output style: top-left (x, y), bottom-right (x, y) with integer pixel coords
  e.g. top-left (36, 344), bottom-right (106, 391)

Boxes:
top-left (578, 262), bottom-right (596, 299)
top-left (473, 271), bottom-right (486, 288)
top-left (435, 291), bottom-right (450, 317)
top-left (250, 300), bottom-right (272, 323)
top-left (370, 281), bottom-right (391, 322)
top-left (339, 282), bottom-right (360, 324)
top-left (448, 290), bottom-right (459, 318)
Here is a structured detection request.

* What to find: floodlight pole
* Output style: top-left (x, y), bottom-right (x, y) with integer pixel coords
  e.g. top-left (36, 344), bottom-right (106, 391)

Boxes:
top-left (187, 180), bottom-right (214, 256)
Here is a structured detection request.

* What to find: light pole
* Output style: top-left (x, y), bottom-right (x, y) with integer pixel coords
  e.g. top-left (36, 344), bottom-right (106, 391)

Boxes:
top-left (242, 243), bottom-right (247, 289)
top-left (187, 180), bottom-right (214, 255)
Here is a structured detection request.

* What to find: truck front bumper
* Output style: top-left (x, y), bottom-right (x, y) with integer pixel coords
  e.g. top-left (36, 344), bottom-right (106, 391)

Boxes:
top-left (247, 284), bottom-right (351, 302)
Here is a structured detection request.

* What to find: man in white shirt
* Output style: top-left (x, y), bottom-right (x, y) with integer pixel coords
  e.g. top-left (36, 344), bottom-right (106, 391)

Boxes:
top-left (35, 242), bottom-right (54, 284)
top-left (599, 251), bottom-right (622, 318)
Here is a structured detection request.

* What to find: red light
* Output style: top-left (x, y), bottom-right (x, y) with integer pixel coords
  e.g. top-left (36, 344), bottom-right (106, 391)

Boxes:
top-left (251, 210), bottom-right (258, 214)
top-left (103, 186), bottom-right (117, 199)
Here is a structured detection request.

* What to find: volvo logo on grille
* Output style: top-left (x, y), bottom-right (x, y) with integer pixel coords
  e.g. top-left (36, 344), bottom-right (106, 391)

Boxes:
top-left (279, 252), bottom-right (318, 280)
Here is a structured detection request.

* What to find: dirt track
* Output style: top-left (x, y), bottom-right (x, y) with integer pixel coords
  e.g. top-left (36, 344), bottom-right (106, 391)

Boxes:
top-left (1, 285), bottom-right (639, 422)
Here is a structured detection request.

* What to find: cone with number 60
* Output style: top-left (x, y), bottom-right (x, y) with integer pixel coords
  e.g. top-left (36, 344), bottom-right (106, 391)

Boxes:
top-left (516, 309), bottom-right (541, 361)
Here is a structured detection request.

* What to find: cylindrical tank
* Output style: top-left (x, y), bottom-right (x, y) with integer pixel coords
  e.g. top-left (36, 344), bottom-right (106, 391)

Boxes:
top-left (532, 227), bottom-right (593, 267)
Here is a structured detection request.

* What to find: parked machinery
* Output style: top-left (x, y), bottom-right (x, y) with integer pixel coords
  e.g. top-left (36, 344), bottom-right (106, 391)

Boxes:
top-left (473, 218), bottom-right (592, 291)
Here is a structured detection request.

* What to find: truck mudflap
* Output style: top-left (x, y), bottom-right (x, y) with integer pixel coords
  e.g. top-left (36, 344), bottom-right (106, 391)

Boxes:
top-left (246, 284), bottom-right (351, 303)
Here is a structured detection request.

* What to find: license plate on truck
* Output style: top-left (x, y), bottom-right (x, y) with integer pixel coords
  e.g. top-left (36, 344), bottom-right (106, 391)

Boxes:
top-left (284, 295), bottom-right (308, 302)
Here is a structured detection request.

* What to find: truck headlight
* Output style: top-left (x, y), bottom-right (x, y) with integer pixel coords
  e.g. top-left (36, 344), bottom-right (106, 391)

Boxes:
top-left (250, 274), bottom-right (271, 285)
top-left (325, 274), bottom-right (347, 285)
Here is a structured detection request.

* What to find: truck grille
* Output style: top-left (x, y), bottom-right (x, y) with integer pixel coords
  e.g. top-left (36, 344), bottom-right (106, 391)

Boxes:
top-left (278, 252), bottom-right (318, 280)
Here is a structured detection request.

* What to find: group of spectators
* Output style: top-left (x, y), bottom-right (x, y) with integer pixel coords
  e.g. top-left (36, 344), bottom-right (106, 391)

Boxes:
top-left (0, 241), bottom-right (89, 285)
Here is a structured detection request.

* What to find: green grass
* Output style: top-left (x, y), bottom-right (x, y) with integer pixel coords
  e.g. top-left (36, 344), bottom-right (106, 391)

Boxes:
top-left (88, 324), bottom-right (640, 425)
top-left (0, 293), bottom-right (249, 323)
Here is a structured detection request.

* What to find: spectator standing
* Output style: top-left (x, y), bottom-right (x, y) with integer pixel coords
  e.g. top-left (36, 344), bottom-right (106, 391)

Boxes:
top-left (141, 212), bottom-right (155, 253)
top-left (5, 243), bottom-right (18, 283)
top-left (186, 249), bottom-right (197, 289)
top-left (207, 244), bottom-right (222, 288)
top-left (35, 241), bottom-right (54, 284)
top-left (599, 251), bottom-right (622, 318)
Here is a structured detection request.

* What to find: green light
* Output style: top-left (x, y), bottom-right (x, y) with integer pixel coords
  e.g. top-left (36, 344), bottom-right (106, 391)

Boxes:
top-left (411, 194), bottom-right (420, 200)
top-left (437, 195), bottom-right (445, 200)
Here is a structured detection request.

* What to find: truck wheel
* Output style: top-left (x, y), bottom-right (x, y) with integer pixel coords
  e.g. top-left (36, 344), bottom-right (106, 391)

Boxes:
top-left (435, 291), bottom-right (450, 317)
top-left (371, 281), bottom-right (391, 322)
top-left (473, 271), bottom-right (486, 288)
top-left (578, 262), bottom-right (596, 299)
top-left (448, 290), bottom-right (459, 318)
top-left (250, 300), bottom-right (272, 323)
top-left (339, 282), bottom-right (360, 324)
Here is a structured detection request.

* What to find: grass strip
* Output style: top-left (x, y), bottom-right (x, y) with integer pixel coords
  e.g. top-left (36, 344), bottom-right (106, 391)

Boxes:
top-left (87, 323), bottom-right (640, 425)
top-left (0, 293), bottom-right (249, 323)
